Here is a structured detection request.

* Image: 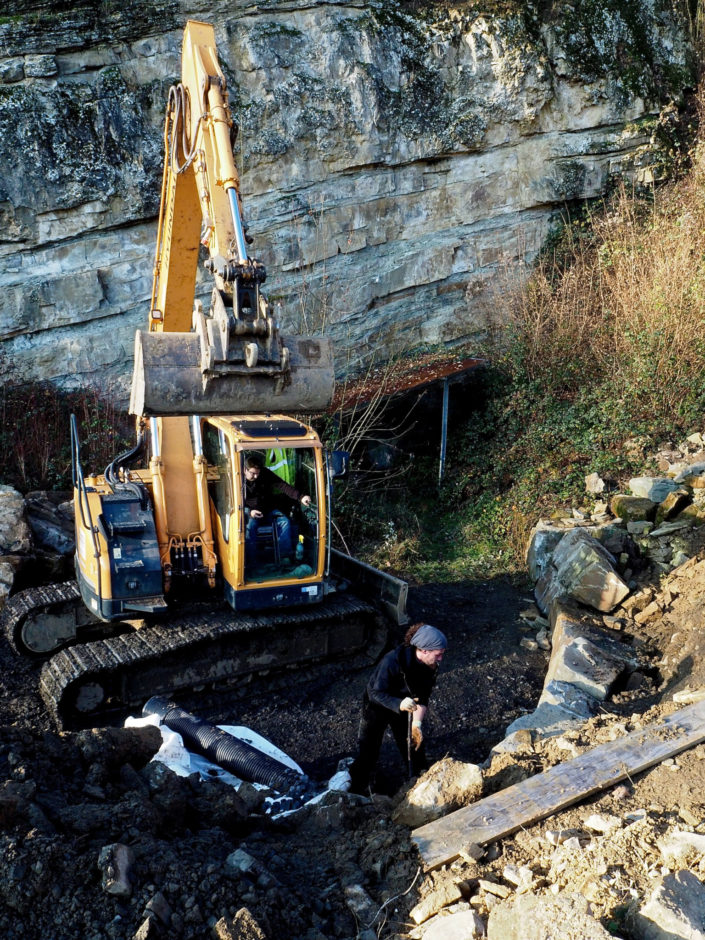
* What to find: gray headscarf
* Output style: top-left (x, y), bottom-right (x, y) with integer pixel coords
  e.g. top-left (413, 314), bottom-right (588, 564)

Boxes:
top-left (410, 624), bottom-right (448, 650)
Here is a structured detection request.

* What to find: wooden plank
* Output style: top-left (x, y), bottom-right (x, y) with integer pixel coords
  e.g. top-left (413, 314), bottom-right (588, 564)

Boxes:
top-left (412, 698), bottom-right (705, 870)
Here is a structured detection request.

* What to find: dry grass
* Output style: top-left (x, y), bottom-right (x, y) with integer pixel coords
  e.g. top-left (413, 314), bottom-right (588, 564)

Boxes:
top-left (498, 155), bottom-right (705, 423)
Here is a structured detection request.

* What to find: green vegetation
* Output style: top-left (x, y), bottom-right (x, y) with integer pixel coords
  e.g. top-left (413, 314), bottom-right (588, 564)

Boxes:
top-left (335, 113), bottom-right (705, 583)
top-left (4, 136), bottom-right (705, 585)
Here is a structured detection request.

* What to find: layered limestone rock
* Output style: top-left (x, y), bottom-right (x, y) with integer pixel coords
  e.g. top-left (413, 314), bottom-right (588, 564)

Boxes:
top-left (0, 0), bottom-right (694, 395)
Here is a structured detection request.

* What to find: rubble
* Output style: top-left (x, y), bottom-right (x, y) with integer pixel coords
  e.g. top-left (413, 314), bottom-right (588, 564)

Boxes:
top-left (406, 434), bottom-right (705, 936)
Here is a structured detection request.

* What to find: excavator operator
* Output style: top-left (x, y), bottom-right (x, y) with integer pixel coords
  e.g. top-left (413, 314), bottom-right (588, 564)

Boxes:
top-left (243, 453), bottom-right (311, 569)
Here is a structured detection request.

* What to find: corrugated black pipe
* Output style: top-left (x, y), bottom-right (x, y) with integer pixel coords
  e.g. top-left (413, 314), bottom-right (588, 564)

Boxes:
top-left (143, 696), bottom-right (312, 798)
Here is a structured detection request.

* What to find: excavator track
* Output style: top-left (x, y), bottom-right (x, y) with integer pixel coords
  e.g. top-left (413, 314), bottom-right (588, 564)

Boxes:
top-left (2, 581), bottom-right (100, 658)
top-left (39, 594), bottom-right (386, 730)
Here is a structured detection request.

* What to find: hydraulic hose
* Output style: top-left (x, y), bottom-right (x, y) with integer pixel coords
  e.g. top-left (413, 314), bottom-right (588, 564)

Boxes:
top-left (104, 431), bottom-right (146, 499)
top-left (143, 696), bottom-right (313, 800)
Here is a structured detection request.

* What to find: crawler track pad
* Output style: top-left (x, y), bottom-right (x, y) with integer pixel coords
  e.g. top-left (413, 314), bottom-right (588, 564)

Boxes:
top-left (40, 594), bottom-right (386, 730)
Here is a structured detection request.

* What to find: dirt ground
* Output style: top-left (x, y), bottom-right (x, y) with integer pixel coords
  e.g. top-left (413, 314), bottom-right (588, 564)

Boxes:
top-left (0, 573), bottom-right (548, 939)
top-left (3, 547), bottom-right (705, 939)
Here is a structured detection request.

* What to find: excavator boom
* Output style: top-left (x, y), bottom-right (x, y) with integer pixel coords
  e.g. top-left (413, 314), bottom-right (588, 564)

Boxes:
top-left (131, 20), bottom-right (334, 417)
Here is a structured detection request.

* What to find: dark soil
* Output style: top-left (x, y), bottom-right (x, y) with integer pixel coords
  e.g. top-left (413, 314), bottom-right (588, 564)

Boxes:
top-left (192, 577), bottom-right (545, 793)
top-left (0, 574), bottom-right (546, 939)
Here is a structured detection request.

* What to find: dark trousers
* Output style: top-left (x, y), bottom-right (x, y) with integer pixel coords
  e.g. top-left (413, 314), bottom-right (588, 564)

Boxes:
top-left (349, 695), bottom-right (427, 793)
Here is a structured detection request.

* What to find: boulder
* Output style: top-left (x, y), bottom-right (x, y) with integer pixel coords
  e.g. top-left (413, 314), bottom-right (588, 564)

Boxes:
top-left (420, 909), bottom-right (486, 939)
top-left (628, 869), bottom-right (705, 939)
top-left (629, 477), bottom-right (681, 502)
top-left (611, 494), bottom-right (658, 522)
top-left (550, 602), bottom-right (637, 665)
top-left (585, 472), bottom-right (605, 495)
top-left (675, 504), bottom-right (705, 525)
top-left (0, 485), bottom-right (31, 554)
top-left (24, 490), bottom-right (75, 555)
top-left (526, 521), bottom-right (568, 582)
top-left (504, 699), bottom-right (586, 740)
top-left (487, 892), bottom-right (613, 939)
top-left (393, 757), bottom-right (483, 828)
top-left (546, 635), bottom-right (627, 701)
top-left (626, 520), bottom-right (654, 535)
top-left (0, 558), bottom-right (17, 609)
top-left (541, 602), bottom-right (636, 701)
top-left (674, 461), bottom-right (705, 486)
top-left (551, 528), bottom-right (630, 613)
top-left (539, 679), bottom-right (601, 719)
top-left (654, 488), bottom-right (692, 525)
top-left (534, 567), bottom-right (564, 616)
top-left (649, 519), bottom-right (693, 538)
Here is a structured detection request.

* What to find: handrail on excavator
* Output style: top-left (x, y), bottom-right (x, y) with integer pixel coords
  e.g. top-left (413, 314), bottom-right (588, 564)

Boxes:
top-left (70, 414), bottom-right (105, 601)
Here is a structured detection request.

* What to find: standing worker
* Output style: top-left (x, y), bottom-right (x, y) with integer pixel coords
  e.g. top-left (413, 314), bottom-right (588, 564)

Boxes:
top-left (348, 623), bottom-right (448, 795)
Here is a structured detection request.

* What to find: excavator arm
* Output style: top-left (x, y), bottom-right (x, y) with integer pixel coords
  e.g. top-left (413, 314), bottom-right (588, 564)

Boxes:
top-left (130, 20), bottom-right (334, 417)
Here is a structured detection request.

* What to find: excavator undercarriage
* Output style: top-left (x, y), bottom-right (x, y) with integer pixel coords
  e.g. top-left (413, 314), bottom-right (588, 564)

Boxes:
top-left (39, 593), bottom-right (385, 731)
top-left (3, 552), bottom-right (405, 730)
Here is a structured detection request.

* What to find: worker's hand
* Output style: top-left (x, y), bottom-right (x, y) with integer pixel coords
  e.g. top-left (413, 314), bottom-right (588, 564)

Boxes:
top-left (411, 722), bottom-right (423, 750)
top-left (300, 495), bottom-right (311, 507)
top-left (251, 509), bottom-right (263, 519)
top-left (399, 697), bottom-right (416, 712)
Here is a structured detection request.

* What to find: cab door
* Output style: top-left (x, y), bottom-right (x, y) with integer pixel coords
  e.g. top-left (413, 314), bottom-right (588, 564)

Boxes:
top-left (201, 420), bottom-right (241, 593)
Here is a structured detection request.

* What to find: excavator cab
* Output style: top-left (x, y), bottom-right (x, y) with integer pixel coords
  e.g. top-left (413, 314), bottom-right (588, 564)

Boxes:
top-left (201, 415), bottom-right (330, 611)
top-left (70, 412), bottom-right (340, 619)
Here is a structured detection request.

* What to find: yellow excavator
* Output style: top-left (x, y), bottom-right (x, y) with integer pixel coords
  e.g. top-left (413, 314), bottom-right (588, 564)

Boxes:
top-left (3, 21), bottom-right (407, 728)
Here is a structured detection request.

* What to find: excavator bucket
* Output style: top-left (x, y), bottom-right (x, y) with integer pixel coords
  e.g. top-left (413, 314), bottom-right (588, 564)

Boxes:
top-left (129, 330), bottom-right (335, 416)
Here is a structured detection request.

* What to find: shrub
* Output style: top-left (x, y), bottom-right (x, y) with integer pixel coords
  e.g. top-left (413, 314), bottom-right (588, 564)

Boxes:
top-left (335, 98), bottom-right (705, 579)
top-left (0, 378), bottom-right (132, 493)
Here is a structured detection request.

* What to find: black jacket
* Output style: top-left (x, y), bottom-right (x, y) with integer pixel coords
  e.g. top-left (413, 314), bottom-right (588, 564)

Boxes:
top-left (244, 466), bottom-right (302, 516)
top-left (366, 644), bottom-right (437, 715)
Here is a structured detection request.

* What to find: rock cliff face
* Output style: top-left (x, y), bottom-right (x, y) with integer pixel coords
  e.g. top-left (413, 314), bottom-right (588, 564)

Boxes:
top-left (0, 0), bottom-right (694, 395)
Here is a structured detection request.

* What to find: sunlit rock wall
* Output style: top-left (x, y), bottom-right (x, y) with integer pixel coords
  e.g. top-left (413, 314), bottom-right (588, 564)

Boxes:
top-left (0, 0), bottom-right (694, 395)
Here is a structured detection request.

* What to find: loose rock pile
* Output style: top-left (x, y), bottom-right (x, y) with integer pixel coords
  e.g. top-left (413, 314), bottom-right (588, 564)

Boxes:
top-left (393, 432), bottom-right (705, 938)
